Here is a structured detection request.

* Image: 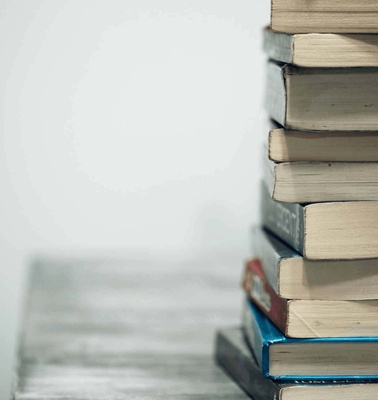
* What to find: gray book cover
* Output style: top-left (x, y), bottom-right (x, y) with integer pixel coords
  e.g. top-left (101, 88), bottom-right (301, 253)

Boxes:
top-left (251, 227), bottom-right (301, 293)
top-left (263, 27), bottom-right (293, 64)
top-left (265, 62), bottom-right (287, 127)
top-left (215, 328), bottom-right (279, 400)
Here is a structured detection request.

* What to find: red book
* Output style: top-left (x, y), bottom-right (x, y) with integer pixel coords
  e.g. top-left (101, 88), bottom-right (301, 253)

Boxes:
top-left (242, 258), bottom-right (288, 335)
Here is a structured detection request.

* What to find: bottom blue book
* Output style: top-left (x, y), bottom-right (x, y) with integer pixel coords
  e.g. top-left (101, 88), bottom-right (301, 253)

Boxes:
top-left (243, 299), bottom-right (378, 381)
top-left (215, 327), bottom-right (378, 400)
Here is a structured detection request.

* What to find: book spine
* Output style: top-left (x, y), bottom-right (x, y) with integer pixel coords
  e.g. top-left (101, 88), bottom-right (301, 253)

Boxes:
top-left (243, 259), bottom-right (288, 334)
top-left (265, 62), bottom-right (287, 127)
top-left (242, 300), bottom-right (265, 371)
top-left (263, 157), bottom-right (276, 199)
top-left (251, 227), bottom-right (280, 293)
top-left (215, 329), bottom-right (279, 400)
top-left (263, 28), bottom-right (293, 64)
top-left (261, 182), bottom-right (305, 254)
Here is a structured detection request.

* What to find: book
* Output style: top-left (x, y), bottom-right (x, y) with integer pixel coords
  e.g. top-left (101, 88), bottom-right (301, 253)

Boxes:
top-left (215, 328), bottom-right (278, 399)
top-left (249, 227), bottom-right (378, 301)
top-left (242, 299), bottom-right (378, 380)
top-left (260, 182), bottom-right (378, 260)
top-left (215, 327), bottom-right (378, 400)
top-left (242, 258), bottom-right (378, 338)
top-left (266, 62), bottom-right (378, 131)
top-left (264, 27), bottom-right (378, 68)
top-left (270, 0), bottom-right (378, 34)
top-left (268, 124), bottom-right (378, 162)
top-left (264, 157), bottom-right (378, 203)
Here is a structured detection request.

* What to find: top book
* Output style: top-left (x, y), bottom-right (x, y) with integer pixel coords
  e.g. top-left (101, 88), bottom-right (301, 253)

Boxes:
top-left (271, 0), bottom-right (378, 34)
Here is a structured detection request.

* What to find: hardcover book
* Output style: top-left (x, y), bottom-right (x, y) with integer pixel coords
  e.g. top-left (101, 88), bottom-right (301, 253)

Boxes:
top-left (215, 327), bottom-right (378, 400)
top-left (260, 182), bottom-right (378, 260)
top-left (242, 300), bottom-right (378, 381)
top-left (266, 62), bottom-right (378, 131)
top-left (249, 227), bottom-right (378, 301)
top-left (264, 27), bottom-right (378, 67)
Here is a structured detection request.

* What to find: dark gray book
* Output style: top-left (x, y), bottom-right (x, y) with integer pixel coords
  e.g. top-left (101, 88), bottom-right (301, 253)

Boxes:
top-left (260, 182), bottom-right (378, 260)
top-left (215, 328), bottom-right (278, 399)
top-left (215, 327), bottom-right (377, 400)
top-left (266, 62), bottom-right (378, 131)
top-left (260, 182), bottom-right (304, 254)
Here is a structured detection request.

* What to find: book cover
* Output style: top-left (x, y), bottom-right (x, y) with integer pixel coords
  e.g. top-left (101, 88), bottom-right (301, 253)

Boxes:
top-left (260, 182), bottom-right (304, 254)
top-left (242, 258), bottom-right (288, 334)
top-left (215, 328), bottom-right (279, 400)
top-left (250, 227), bottom-right (299, 294)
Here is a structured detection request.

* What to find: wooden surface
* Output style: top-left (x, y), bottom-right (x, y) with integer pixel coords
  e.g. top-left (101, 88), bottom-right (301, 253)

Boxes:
top-left (11, 255), bottom-right (249, 399)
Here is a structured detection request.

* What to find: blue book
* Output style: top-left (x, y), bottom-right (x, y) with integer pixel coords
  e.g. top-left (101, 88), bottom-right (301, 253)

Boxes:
top-left (243, 299), bottom-right (378, 382)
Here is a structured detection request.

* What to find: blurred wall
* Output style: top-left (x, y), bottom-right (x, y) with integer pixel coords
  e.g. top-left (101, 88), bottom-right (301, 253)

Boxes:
top-left (0, 0), bottom-right (269, 396)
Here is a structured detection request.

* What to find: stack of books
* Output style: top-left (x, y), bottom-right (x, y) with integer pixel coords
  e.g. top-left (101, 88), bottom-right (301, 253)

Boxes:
top-left (215, 2), bottom-right (378, 399)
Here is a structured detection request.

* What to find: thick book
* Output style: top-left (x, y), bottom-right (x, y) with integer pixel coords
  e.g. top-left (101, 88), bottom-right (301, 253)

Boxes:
top-left (264, 157), bottom-right (378, 203)
top-left (266, 62), bottom-right (378, 131)
top-left (215, 327), bottom-right (378, 400)
top-left (271, 0), bottom-right (378, 34)
top-left (242, 299), bottom-right (378, 380)
top-left (268, 124), bottom-right (378, 162)
top-left (260, 182), bottom-right (378, 260)
top-left (264, 27), bottom-right (378, 67)
top-left (249, 227), bottom-right (378, 301)
top-left (242, 258), bottom-right (378, 338)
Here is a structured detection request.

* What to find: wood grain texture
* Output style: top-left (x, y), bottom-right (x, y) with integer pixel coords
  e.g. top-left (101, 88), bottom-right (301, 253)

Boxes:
top-left (11, 255), bottom-right (248, 399)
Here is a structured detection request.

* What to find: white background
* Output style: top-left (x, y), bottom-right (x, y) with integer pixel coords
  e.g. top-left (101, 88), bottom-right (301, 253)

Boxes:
top-left (0, 1), bottom-right (269, 396)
